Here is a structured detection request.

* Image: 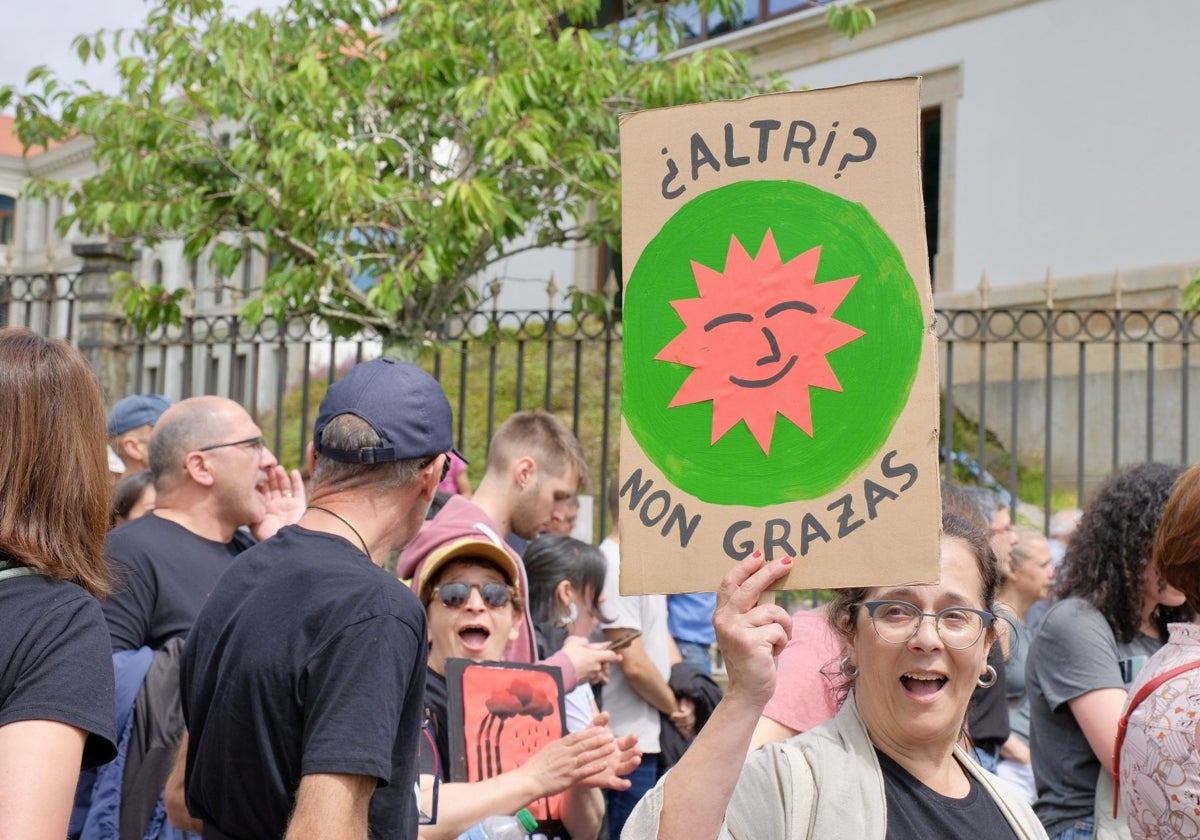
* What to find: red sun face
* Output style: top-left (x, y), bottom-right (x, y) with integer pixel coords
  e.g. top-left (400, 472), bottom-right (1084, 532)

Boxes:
top-left (655, 229), bottom-right (865, 455)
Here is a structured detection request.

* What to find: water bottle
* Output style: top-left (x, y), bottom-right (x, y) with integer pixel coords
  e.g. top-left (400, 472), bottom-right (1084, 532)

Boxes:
top-left (458, 808), bottom-right (538, 840)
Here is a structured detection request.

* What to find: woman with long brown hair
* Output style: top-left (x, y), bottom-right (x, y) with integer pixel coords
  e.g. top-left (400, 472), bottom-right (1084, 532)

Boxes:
top-left (0, 329), bottom-right (117, 837)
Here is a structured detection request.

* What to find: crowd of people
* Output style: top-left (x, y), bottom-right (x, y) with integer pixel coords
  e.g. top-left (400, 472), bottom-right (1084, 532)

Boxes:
top-left (2, 324), bottom-right (1199, 840)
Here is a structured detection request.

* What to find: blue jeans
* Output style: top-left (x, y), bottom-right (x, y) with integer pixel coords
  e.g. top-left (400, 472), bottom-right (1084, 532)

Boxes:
top-left (1051, 818), bottom-right (1095, 840)
top-left (606, 753), bottom-right (659, 838)
top-left (675, 640), bottom-right (712, 676)
top-left (973, 744), bottom-right (1000, 773)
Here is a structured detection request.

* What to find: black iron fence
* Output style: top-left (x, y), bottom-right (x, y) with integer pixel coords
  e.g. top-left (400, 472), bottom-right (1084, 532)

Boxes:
top-left (5, 265), bottom-right (1198, 538)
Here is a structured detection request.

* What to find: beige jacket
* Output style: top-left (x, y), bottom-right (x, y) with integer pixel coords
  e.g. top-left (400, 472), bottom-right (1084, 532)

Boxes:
top-left (623, 693), bottom-right (1048, 839)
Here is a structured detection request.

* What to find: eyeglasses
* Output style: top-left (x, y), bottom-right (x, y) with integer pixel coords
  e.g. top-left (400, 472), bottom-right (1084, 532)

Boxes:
top-left (422, 452), bottom-right (452, 484)
top-left (198, 435), bottom-right (265, 454)
top-left (432, 581), bottom-right (516, 610)
top-left (862, 600), bottom-right (993, 650)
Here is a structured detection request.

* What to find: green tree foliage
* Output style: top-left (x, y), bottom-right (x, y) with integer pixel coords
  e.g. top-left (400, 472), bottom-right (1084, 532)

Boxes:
top-left (4, 0), bottom-right (870, 353)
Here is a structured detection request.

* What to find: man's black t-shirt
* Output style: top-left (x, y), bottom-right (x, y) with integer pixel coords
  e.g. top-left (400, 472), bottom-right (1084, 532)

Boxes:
top-left (181, 526), bottom-right (428, 840)
top-left (0, 564), bottom-right (117, 768)
top-left (877, 749), bottom-right (1018, 840)
top-left (967, 643), bottom-right (1011, 750)
top-left (102, 513), bottom-right (255, 651)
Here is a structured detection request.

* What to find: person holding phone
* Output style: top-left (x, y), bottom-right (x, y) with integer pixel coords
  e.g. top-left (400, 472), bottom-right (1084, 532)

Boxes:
top-left (597, 477), bottom-right (691, 837)
top-left (417, 535), bottom-right (639, 840)
top-left (524, 534), bottom-right (618, 733)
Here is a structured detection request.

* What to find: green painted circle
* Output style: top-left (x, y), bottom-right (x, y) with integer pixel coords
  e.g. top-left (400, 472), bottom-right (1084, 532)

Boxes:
top-left (624, 180), bottom-right (924, 506)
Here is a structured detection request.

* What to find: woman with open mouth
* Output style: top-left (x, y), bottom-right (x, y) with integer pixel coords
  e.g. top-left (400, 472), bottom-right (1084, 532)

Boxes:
top-left (624, 505), bottom-right (1046, 838)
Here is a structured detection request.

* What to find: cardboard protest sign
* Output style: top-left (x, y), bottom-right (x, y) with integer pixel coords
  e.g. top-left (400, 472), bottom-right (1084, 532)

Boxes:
top-left (618, 78), bottom-right (940, 594)
top-left (446, 659), bottom-right (568, 837)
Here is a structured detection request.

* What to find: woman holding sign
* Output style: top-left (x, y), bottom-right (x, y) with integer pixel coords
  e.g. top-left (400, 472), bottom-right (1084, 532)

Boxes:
top-left (623, 509), bottom-right (1046, 839)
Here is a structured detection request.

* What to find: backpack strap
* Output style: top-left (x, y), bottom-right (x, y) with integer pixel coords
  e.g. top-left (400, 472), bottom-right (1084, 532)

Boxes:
top-left (1111, 657), bottom-right (1200, 817)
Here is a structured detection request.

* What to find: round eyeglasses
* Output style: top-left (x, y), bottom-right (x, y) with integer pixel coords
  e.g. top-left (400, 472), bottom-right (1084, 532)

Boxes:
top-left (862, 600), bottom-right (993, 650)
top-left (432, 581), bottom-right (516, 610)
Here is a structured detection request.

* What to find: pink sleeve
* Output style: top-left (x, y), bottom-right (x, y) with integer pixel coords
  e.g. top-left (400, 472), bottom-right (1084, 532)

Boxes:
top-left (761, 611), bottom-right (846, 733)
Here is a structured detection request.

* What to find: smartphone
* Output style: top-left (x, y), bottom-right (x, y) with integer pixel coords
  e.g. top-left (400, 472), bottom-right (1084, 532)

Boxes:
top-left (604, 630), bottom-right (642, 652)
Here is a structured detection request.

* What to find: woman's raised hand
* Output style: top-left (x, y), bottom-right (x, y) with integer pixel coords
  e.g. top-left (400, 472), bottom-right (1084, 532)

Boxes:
top-left (713, 551), bottom-right (793, 712)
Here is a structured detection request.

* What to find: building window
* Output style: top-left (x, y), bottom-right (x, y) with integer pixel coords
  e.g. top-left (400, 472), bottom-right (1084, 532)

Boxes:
top-left (918, 66), bottom-right (962, 295)
top-left (0, 195), bottom-right (14, 246)
top-left (921, 107), bottom-right (942, 285)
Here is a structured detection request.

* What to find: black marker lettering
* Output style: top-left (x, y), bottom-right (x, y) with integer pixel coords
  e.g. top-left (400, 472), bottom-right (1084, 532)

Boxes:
top-left (826, 494), bottom-right (866, 538)
top-left (690, 133), bottom-right (720, 180)
top-left (620, 468), bottom-right (653, 511)
top-left (723, 520), bottom-right (754, 560)
top-left (818, 120), bottom-right (840, 166)
top-left (763, 519), bottom-right (796, 561)
top-left (664, 504), bottom-right (701, 548)
top-left (880, 449), bottom-right (918, 492)
top-left (863, 478), bottom-right (900, 520)
top-left (784, 121), bottom-right (816, 163)
top-left (749, 119), bottom-right (781, 163)
top-left (638, 489), bottom-right (671, 527)
top-left (723, 122), bottom-right (750, 167)
top-left (834, 127), bottom-right (877, 179)
top-left (661, 148), bottom-right (685, 200)
top-left (799, 513), bottom-right (831, 556)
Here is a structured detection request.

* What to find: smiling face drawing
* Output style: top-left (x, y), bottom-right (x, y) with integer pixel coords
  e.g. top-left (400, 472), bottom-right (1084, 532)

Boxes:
top-left (623, 180), bottom-right (924, 506)
top-left (655, 230), bottom-right (865, 454)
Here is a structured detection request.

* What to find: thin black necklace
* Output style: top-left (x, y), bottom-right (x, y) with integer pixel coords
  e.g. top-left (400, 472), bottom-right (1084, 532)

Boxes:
top-left (306, 505), bottom-right (371, 559)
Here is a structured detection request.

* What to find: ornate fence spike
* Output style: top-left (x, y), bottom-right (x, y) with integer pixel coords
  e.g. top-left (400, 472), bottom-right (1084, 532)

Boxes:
top-left (603, 269), bottom-right (618, 300)
top-left (489, 277), bottom-right (502, 313)
top-left (1043, 267), bottom-right (1055, 309)
top-left (1113, 269), bottom-right (1123, 309)
top-left (978, 270), bottom-right (990, 309)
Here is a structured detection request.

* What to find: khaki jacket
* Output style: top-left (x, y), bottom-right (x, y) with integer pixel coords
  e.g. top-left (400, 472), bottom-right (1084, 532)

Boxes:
top-left (623, 693), bottom-right (1048, 839)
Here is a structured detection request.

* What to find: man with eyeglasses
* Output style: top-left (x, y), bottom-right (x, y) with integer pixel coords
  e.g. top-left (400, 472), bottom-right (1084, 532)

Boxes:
top-left (101, 395), bottom-right (304, 653)
top-left (89, 396), bottom-right (305, 838)
top-left (180, 359), bottom-right (453, 840)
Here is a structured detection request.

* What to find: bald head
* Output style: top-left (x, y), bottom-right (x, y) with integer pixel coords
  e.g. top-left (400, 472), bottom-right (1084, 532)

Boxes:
top-left (150, 397), bottom-right (252, 490)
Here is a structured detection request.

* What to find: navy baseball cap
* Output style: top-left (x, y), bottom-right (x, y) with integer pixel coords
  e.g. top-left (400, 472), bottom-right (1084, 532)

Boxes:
top-left (314, 358), bottom-right (460, 464)
top-left (107, 394), bottom-right (172, 437)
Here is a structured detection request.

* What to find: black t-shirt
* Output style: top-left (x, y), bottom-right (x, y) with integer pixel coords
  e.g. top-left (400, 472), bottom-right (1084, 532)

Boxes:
top-left (102, 513), bottom-right (255, 651)
top-left (0, 564), bottom-right (117, 768)
top-left (877, 749), bottom-right (1018, 840)
top-left (181, 526), bottom-right (428, 840)
top-left (967, 643), bottom-right (1011, 749)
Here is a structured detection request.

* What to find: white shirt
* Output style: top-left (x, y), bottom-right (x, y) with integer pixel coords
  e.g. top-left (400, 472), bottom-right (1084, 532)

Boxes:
top-left (599, 536), bottom-right (671, 753)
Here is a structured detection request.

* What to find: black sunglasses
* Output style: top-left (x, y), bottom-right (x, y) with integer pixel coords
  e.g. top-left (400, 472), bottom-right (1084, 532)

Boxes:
top-left (432, 581), bottom-right (515, 609)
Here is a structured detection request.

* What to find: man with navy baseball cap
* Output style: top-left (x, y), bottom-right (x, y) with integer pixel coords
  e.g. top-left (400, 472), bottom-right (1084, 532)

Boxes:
top-left (180, 359), bottom-right (454, 840)
top-left (107, 394), bottom-right (171, 475)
